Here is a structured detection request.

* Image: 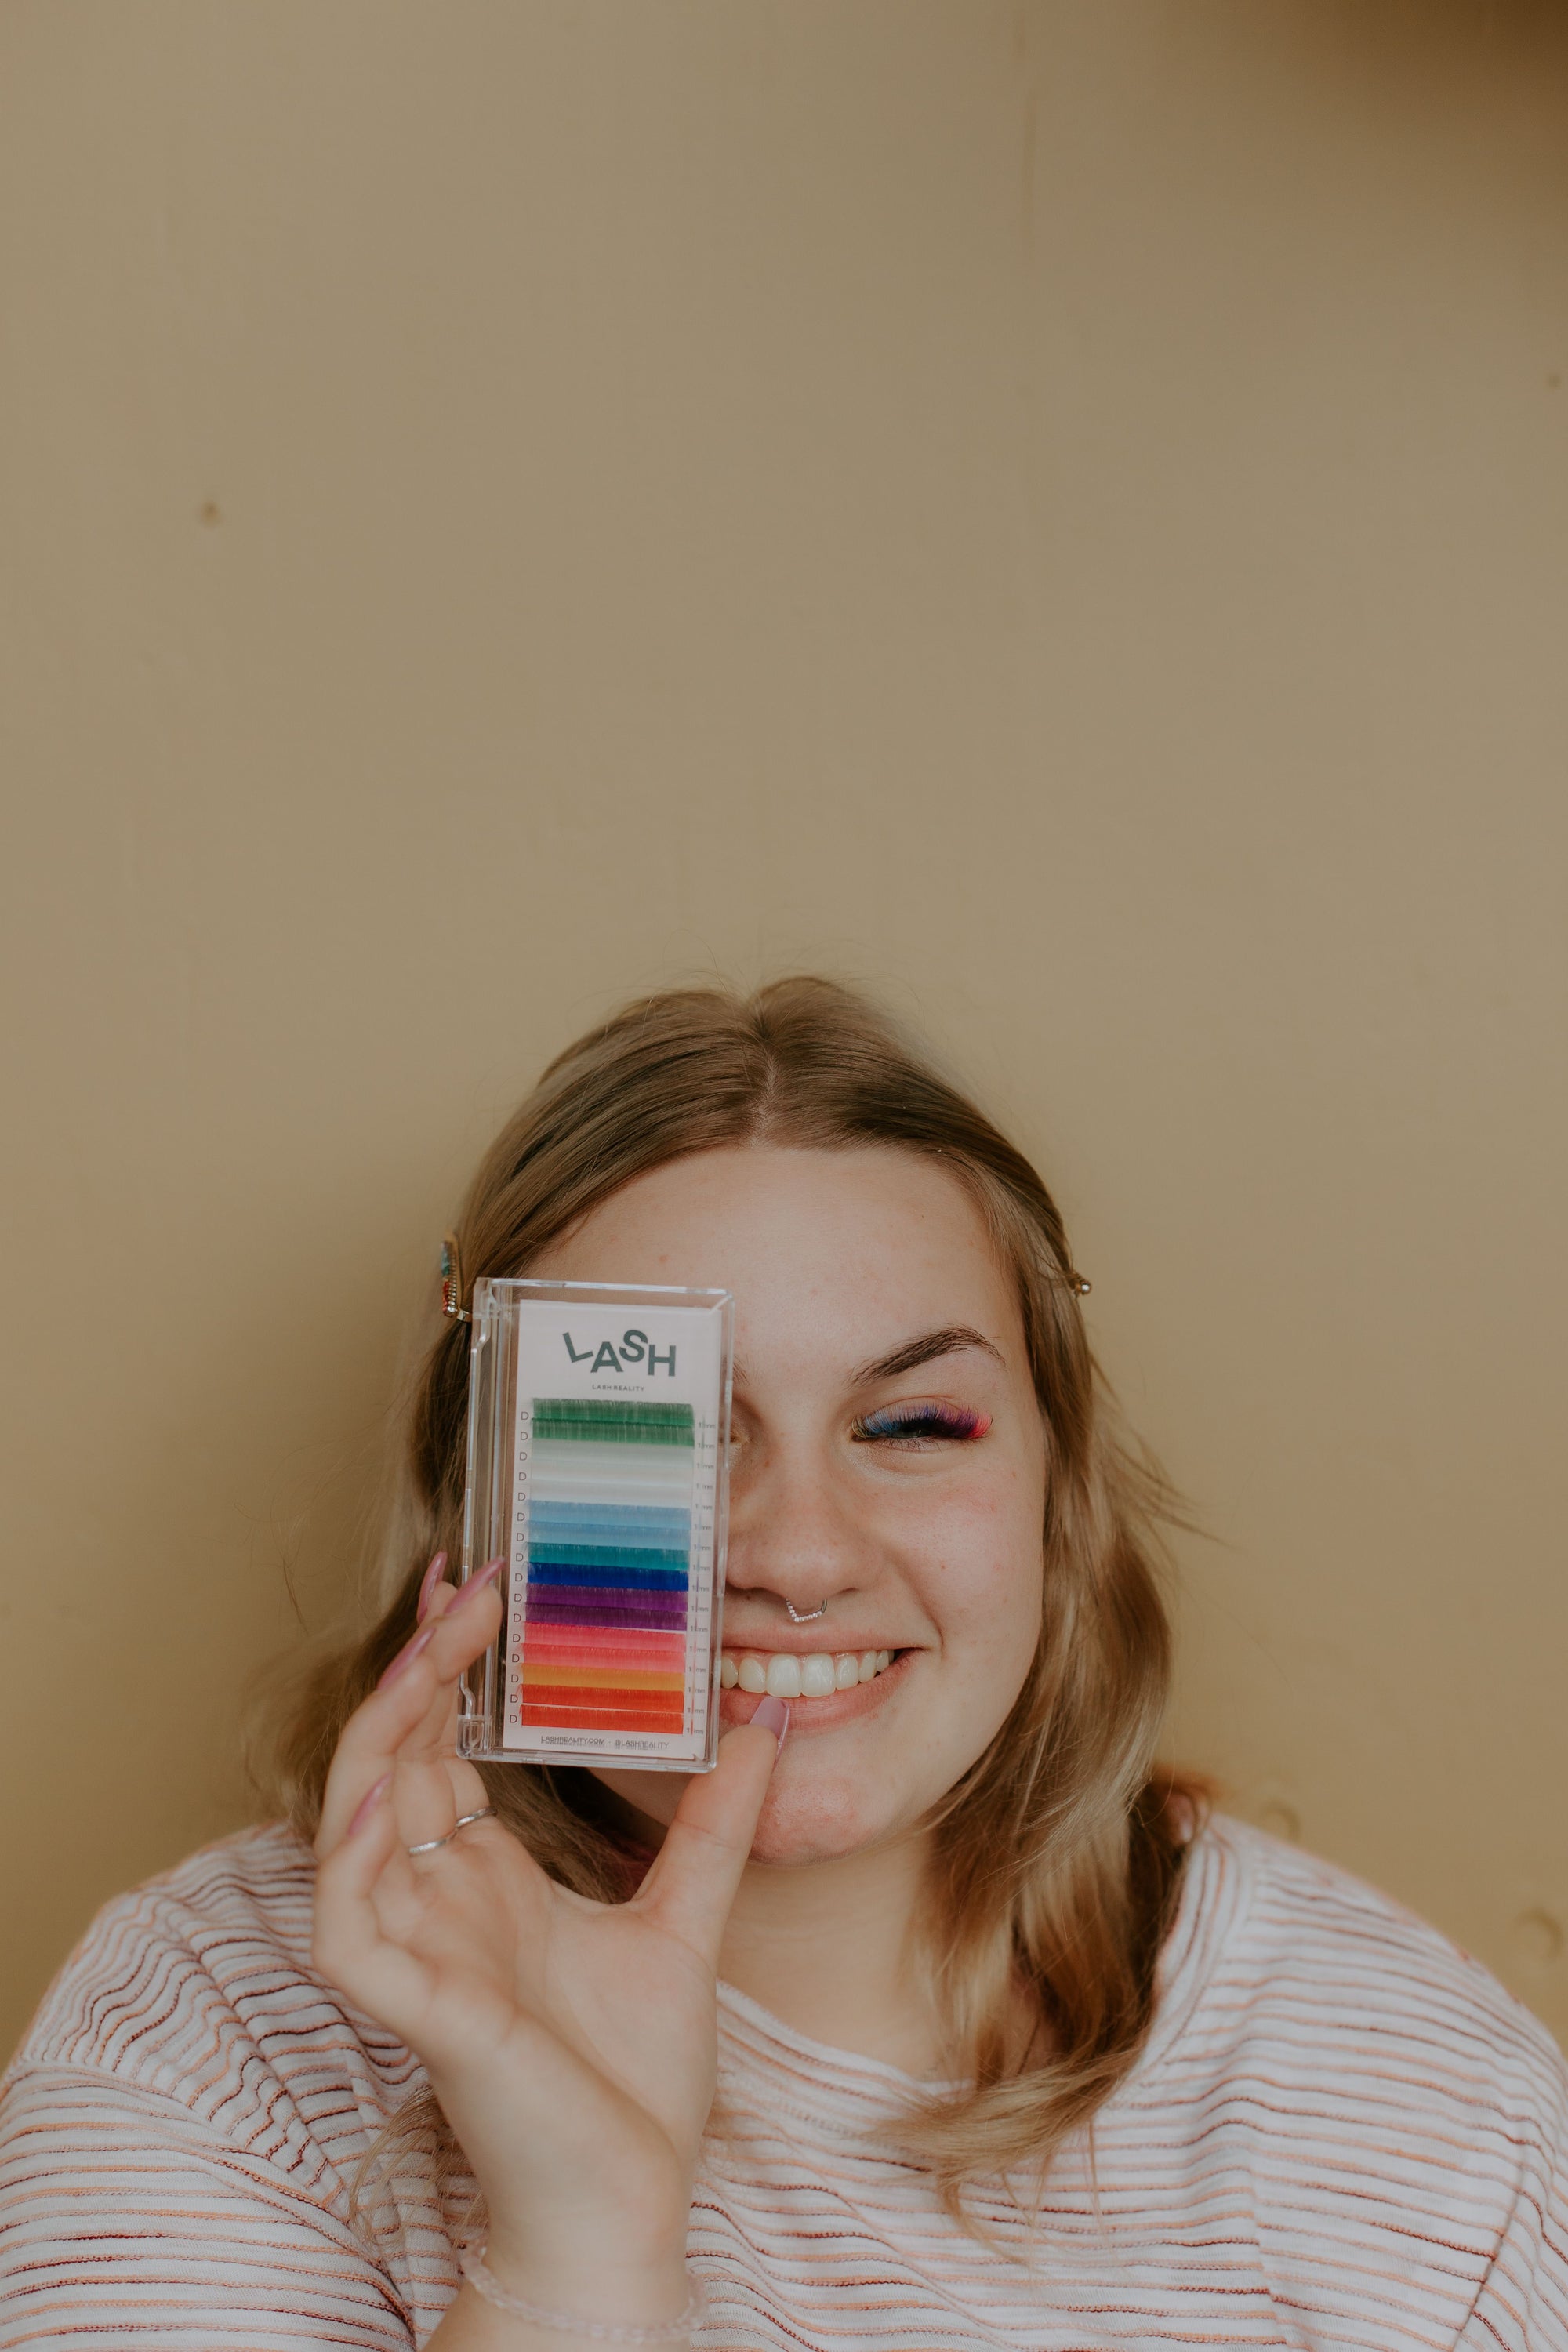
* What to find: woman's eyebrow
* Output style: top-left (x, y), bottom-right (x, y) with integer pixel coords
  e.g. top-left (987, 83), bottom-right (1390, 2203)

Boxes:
top-left (729, 1323), bottom-right (1004, 1396)
top-left (849, 1324), bottom-right (1004, 1385)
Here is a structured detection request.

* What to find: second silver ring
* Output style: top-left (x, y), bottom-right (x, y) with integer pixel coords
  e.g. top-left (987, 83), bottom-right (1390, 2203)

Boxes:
top-left (405, 1805), bottom-right (496, 1858)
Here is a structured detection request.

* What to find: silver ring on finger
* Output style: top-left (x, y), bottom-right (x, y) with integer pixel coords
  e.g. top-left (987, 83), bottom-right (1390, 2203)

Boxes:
top-left (405, 1806), bottom-right (496, 1857)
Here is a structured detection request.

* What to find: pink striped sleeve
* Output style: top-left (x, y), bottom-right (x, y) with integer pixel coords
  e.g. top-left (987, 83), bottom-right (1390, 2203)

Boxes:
top-left (0, 2063), bottom-right (416, 2349)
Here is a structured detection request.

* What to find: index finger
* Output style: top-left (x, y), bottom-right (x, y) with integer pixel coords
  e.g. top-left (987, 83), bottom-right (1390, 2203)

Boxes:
top-left (315, 1573), bottom-right (504, 1856)
top-left (634, 1702), bottom-right (787, 1962)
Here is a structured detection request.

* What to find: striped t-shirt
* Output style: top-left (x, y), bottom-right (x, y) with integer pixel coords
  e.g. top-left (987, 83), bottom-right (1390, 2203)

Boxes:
top-left (1, 1816), bottom-right (1564, 2348)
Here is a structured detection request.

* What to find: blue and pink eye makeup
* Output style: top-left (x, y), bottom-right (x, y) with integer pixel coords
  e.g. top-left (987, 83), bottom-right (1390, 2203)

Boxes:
top-left (851, 1401), bottom-right (992, 1446)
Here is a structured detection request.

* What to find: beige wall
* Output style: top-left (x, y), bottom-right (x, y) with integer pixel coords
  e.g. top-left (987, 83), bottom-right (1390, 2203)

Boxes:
top-left (3, 0), bottom-right (1566, 2060)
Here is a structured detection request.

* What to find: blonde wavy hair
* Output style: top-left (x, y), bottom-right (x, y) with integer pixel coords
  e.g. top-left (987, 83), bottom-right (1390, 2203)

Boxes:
top-left (266, 976), bottom-right (1199, 2209)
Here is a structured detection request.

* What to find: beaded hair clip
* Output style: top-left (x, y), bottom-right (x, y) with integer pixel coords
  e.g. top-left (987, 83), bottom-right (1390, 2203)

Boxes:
top-left (441, 1232), bottom-right (470, 1322)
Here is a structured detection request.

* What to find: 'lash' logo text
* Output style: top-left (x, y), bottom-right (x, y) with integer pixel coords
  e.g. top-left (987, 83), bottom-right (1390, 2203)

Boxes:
top-left (562, 1327), bottom-right (676, 1376)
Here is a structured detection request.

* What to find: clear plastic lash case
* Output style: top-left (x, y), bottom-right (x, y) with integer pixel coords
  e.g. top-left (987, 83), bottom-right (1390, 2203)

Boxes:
top-left (457, 1279), bottom-right (734, 1773)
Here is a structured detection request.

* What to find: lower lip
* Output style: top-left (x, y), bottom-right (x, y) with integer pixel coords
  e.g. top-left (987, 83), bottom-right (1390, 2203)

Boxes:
top-left (717, 1649), bottom-right (916, 1735)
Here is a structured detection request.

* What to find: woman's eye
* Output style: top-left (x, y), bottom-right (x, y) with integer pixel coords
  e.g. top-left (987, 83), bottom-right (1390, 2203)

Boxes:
top-left (851, 1404), bottom-right (991, 1447)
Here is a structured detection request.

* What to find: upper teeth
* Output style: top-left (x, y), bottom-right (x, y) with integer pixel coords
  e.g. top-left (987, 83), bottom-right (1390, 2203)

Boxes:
top-left (719, 1650), bottom-right (893, 1699)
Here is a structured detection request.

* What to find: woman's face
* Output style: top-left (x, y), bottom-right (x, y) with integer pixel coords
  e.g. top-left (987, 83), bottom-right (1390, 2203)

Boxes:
top-left (529, 1144), bottom-right (1047, 1867)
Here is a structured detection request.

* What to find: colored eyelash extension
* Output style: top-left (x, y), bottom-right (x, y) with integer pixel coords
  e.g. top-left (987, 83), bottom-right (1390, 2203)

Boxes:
top-left (855, 1402), bottom-right (991, 1442)
top-left (521, 1400), bottom-right (695, 1737)
top-left (457, 1282), bottom-right (734, 1774)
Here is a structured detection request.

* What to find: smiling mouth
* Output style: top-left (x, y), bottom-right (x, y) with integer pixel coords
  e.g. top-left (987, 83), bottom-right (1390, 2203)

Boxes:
top-left (720, 1648), bottom-right (896, 1700)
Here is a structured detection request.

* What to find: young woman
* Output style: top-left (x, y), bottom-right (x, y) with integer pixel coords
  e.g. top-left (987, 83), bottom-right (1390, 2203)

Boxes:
top-left (2, 978), bottom-right (1563, 2350)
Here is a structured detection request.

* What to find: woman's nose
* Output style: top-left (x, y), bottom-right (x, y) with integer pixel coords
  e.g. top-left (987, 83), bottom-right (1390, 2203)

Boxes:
top-left (723, 1443), bottom-right (875, 1618)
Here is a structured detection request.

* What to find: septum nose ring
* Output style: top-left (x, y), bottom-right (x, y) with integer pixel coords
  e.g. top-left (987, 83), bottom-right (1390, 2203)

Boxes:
top-left (786, 1599), bottom-right (829, 1624)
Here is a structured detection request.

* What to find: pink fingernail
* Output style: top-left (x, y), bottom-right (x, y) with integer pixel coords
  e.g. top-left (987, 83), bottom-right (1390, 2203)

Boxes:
top-left (416, 1552), bottom-right (449, 1622)
top-left (449, 1556), bottom-right (505, 1613)
top-left (378, 1622), bottom-right (437, 1690)
top-left (347, 1772), bottom-right (392, 1837)
top-left (750, 1695), bottom-right (789, 1750)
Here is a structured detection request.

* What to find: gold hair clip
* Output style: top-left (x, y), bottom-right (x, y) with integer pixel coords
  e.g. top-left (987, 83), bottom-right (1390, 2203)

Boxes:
top-left (441, 1233), bottom-right (471, 1322)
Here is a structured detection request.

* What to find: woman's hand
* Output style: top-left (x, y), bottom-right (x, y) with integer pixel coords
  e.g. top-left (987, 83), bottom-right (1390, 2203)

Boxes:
top-left (312, 1564), bottom-right (785, 2328)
